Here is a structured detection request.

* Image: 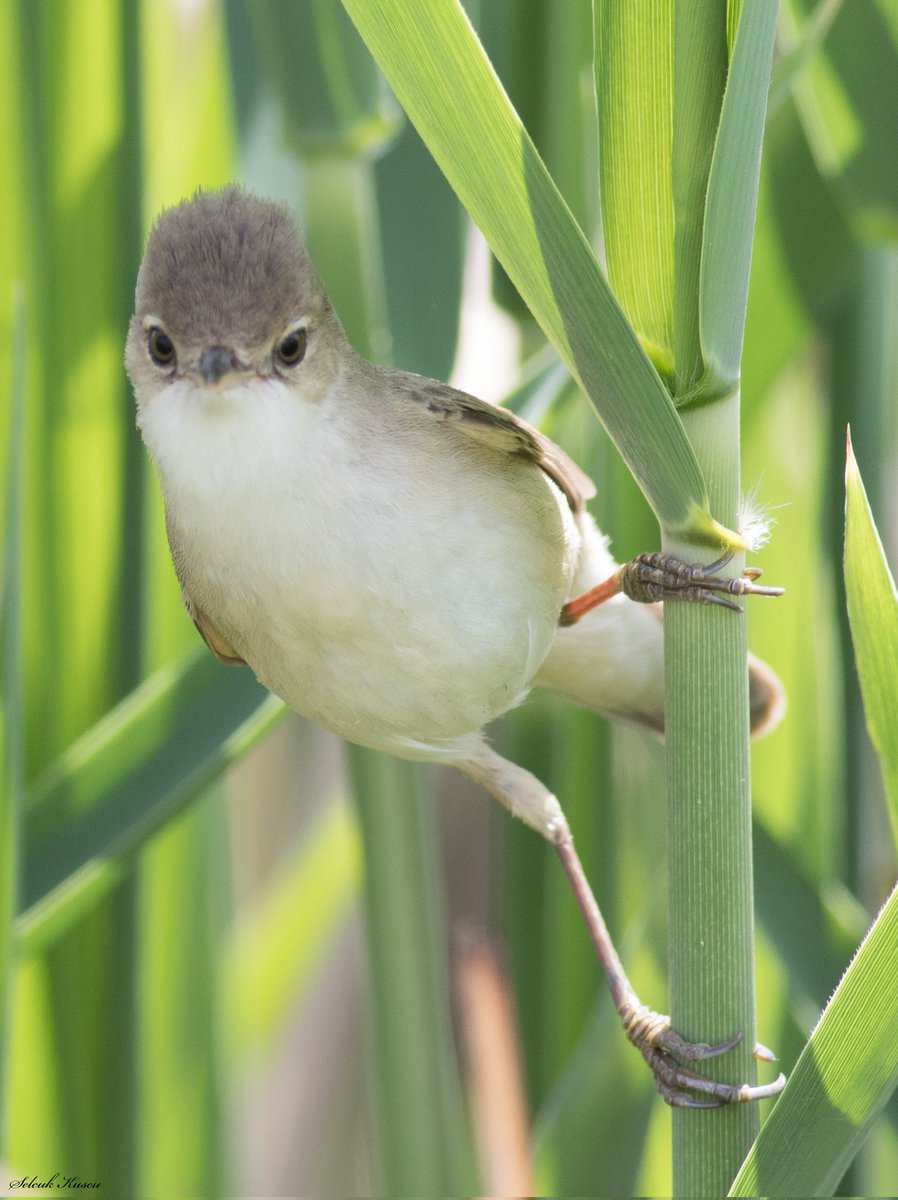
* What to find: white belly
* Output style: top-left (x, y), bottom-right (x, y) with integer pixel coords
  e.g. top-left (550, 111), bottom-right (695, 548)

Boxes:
top-left (141, 375), bottom-right (578, 758)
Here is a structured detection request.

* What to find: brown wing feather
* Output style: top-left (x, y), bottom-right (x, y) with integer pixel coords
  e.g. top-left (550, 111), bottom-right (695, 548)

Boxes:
top-left (193, 610), bottom-right (245, 665)
top-left (395, 372), bottom-right (596, 513)
top-left (181, 590), bottom-right (245, 665)
top-left (165, 509), bottom-right (246, 665)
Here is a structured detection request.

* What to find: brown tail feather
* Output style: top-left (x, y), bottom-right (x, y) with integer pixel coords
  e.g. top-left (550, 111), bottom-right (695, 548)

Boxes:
top-left (748, 652), bottom-right (786, 738)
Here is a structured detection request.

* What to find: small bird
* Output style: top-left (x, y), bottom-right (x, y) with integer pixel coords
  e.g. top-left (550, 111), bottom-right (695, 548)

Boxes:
top-left (126, 186), bottom-right (785, 1106)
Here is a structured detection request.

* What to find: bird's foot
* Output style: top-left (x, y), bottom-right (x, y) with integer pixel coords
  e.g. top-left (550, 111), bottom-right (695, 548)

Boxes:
top-left (619, 551), bottom-right (784, 613)
top-left (552, 835), bottom-right (785, 1107)
top-left (560, 551), bottom-right (783, 626)
top-left (622, 1004), bottom-right (786, 1108)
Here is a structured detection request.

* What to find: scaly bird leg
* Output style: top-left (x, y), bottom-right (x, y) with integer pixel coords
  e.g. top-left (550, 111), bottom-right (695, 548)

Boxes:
top-left (458, 745), bottom-right (786, 1108)
top-left (560, 550), bottom-right (784, 626)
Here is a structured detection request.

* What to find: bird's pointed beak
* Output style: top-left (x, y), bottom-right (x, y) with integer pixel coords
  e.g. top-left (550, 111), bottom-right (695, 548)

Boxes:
top-left (199, 345), bottom-right (243, 384)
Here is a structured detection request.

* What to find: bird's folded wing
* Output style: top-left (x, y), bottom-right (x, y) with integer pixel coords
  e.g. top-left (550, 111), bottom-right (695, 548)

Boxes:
top-left (397, 371), bottom-right (596, 514)
top-left (188, 599), bottom-right (245, 665)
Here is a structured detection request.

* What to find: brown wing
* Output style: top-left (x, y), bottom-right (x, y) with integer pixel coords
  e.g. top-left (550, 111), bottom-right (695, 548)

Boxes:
top-left (192, 608), bottom-right (245, 665)
top-left (165, 509), bottom-right (246, 665)
top-left (395, 371), bottom-right (596, 514)
top-left (180, 589), bottom-right (245, 666)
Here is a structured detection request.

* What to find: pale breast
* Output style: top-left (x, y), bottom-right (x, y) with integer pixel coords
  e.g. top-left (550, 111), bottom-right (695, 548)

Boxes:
top-left (144, 374), bottom-right (579, 756)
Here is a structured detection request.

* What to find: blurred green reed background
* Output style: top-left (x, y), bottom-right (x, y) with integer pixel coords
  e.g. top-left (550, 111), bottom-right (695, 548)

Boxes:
top-left (1, 0), bottom-right (897, 1195)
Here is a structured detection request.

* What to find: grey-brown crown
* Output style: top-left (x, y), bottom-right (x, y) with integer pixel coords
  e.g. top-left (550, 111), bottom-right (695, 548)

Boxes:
top-left (134, 186), bottom-right (329, 348)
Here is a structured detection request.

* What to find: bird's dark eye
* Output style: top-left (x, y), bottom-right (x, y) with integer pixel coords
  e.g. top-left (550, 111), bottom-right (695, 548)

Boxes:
top-left (275, 328), bottom-right (307, 367)
top-left (148, 327), bottom-right (176, 367)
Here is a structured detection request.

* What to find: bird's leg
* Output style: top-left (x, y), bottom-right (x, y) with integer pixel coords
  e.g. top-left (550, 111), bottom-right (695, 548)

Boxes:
top-left (560, 550), bottom-right (784, 626)
top-left (458, 745), bottom-right (786, 1108)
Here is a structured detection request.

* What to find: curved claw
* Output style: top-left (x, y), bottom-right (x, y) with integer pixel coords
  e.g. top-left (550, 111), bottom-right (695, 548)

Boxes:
top-left (655, 1025), bottom-right (742, 1063)
top-left (702, 550), bottom-right (737, 575)
top-left (753, 1040), bottom-right (778, 1063)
